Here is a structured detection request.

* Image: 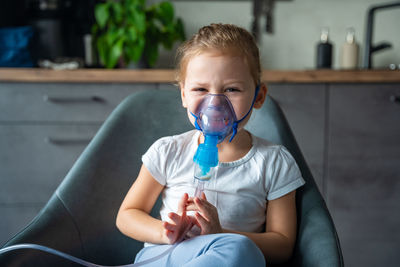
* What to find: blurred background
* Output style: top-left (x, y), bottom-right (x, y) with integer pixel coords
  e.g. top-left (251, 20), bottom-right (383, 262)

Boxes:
top-left (0, 0), bottom-right (399, 69)
top-left (0, 1), bottom-right (399, 267)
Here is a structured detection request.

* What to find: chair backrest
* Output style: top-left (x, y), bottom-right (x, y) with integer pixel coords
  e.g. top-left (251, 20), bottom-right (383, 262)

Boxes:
top-left (1, 89), bottom-right (343, 267)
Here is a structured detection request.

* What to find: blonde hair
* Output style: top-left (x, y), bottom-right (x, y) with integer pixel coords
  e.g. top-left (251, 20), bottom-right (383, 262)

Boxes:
top-left (175, 23), bottom-right (261, 86)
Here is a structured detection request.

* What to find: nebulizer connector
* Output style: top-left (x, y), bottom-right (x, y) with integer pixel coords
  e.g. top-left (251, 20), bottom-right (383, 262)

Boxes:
top-left (193, 135), bottom-right (218, 197)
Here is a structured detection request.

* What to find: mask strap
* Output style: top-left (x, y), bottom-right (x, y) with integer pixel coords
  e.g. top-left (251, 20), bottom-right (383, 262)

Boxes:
top-left (190, 111), bottom-right (202, 131)
top-left (229, 85), bottom-right (260, 142)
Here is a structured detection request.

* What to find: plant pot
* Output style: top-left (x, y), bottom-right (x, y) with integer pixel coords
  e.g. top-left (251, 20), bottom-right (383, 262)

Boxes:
top-left (117, 56), bottom-right (150, 69)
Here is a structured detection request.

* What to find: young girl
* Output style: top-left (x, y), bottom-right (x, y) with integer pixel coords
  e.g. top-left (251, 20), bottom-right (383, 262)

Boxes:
top-left (116, 23), bottom-right (305, 266)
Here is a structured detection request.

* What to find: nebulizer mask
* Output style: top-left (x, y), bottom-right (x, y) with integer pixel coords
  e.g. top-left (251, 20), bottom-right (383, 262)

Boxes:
top-left (191, 86), bottom-right (260, 197)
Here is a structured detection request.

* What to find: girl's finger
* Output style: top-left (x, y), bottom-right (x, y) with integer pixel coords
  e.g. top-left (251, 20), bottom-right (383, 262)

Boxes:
top-left (178, 193), bottom-right (189, 213)
top-left (163, 221), bottom-right (177, 231)
top-left (168, 212), bottom-right (181, 224)
top-left (195, 212), bottom-right (209, 228)
top-left (165, 230), bottom-right (176, 244)
top-left (186, 203), bottom-right (199, 211)
top-left (194, 197), bottom-right (210, 218)
top-left (189, 215), bottom-right (201, 228)
top-left (201, 191), bottom-right (207, 201)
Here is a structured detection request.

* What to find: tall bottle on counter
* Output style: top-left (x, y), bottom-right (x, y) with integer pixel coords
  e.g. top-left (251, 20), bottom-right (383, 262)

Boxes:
top-left (339, 28), bottom-right (359, 69)
top-left (316, 27), bottom-right (333, 69)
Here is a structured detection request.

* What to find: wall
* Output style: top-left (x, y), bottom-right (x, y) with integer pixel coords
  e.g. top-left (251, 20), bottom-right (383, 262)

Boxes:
top-left (153, 0), bottom-right (400, 70)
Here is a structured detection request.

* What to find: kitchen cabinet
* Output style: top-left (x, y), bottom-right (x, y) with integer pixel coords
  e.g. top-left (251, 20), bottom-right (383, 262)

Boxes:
top-left (0, 82), bottom-right (157, 245)
top-left (327, 83), bottom-right (400, 267)
top-left (268, 83), bottom-right (327, 194)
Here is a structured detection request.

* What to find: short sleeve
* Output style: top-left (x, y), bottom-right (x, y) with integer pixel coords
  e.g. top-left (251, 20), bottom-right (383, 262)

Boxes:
top-left (142, 137), bottom-right (177, 186)
top-left (266, 146), bottom-right (305, 201)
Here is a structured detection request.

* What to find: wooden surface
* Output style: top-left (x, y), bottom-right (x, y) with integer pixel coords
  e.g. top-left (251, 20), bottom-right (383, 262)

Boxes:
top-left (0, 68), bottom-right (400, 83)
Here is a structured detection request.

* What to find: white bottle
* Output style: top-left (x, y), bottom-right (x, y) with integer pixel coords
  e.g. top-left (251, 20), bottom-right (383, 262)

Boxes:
top-left (340, 28), bottom-right (359, 69)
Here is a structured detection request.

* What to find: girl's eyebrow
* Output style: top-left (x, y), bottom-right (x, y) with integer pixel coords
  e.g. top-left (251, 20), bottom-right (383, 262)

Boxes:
top-left (189, 80), bottom-right (246, 87)
top-left (189, 81), bottom-right (210, 87)
top-left (224, 79), bottom-right (247, 85)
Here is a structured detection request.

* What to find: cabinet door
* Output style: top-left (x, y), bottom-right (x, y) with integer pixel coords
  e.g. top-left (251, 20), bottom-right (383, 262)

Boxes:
top-left (0, 83), bottom-right (156, 122)
top-left (327, 84), bottom-right (400, 267)
top-left (0, 124), bottom-right (101, 203)
top-left (0, 124), bottom-right (100, 245)
top-left (268, 84), bottom-right (326, 194)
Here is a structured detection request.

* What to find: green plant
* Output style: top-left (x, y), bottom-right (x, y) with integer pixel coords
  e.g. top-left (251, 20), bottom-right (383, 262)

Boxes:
top-left (92, 0), bottom-right (185, 68)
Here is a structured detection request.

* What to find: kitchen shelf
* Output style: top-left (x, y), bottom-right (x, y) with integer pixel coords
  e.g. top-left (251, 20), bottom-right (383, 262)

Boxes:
top-left (0, 68), bottom-right (399, 83)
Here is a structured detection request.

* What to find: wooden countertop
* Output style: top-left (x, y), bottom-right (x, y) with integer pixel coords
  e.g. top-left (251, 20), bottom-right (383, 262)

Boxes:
top-left (0, 68), bottom-right (399, 83)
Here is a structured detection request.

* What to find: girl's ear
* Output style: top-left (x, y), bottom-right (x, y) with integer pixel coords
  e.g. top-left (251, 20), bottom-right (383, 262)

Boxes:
top-left (180, 83), bottom-right (188, 108)
top-left (254, 83), bottom-right (267, 109)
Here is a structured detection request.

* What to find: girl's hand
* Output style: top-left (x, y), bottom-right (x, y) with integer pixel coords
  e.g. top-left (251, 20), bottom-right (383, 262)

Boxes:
top-left (162, 193), bottom-right (197, 244)
top-left (187, 192), bottom-right (223, 235)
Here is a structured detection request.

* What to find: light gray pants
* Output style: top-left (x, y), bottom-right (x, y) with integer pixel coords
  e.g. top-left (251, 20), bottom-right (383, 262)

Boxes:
top-left (134, 233), bottom-right (266, 267)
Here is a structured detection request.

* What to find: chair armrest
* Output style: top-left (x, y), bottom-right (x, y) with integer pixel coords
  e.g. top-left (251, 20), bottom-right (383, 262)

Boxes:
top-left (0, 194), bottom-right (84, 267)
top-left (291, 204), bottom-right (344, 267)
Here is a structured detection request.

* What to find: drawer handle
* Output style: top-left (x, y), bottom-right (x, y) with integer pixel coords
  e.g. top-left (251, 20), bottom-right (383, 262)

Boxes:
top-left (43, 95), bottom-right (105, 103)
top-left (390, 95), bottom-right (400, 104)
top-left (45, 137), bottom-right (92, 145)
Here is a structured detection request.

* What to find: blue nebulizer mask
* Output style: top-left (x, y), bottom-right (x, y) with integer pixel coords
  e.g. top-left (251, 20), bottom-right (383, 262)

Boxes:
top-left (191, 86), bottom-right (260, 197)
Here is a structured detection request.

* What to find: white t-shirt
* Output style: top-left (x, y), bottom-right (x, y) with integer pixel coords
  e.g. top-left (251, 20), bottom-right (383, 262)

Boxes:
top-left (142, 130), bottom-right (305, 235)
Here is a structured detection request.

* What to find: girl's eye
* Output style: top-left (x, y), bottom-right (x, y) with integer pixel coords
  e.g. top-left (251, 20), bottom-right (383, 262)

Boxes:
top-left (225, 87), bottom-right (240, 93)
top-left (193, 88), bottom-right (207, 92)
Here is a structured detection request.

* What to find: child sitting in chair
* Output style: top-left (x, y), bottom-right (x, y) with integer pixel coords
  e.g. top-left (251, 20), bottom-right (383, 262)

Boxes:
top-left (116, 23), bottom-right (305, 266)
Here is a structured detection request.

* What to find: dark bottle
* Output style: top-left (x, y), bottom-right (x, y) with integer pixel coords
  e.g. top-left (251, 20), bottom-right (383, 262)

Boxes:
top-left (316, 28), bottom-right (333, 69)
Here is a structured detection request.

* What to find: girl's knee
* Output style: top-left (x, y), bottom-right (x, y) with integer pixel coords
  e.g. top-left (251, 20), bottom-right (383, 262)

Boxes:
top-left (214, 234), bottom-right (265, 266)
top-left (224, 234), bottom-right (258, 250)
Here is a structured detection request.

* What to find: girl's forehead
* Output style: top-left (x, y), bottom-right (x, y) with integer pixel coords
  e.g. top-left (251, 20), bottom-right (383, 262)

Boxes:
top-left (185, 53), bottom-right (252, 82)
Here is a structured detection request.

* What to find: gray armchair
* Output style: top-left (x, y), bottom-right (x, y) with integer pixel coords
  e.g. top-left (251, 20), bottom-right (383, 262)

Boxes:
top-left (0, 89), bottom-right (343, 266)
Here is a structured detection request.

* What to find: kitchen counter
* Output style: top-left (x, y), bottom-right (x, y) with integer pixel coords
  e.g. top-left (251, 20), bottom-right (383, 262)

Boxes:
top-left (0, 68), bottom-right (399, 83)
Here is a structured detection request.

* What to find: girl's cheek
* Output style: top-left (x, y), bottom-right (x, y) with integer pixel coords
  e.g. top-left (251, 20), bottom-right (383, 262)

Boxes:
top-left (229, 100), bottom-right (247, 120)
top-left (186, 96), bottom-right (203, 113)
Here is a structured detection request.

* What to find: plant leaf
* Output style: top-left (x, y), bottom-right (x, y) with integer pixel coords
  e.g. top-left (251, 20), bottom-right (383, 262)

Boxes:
top-left (176, 18), bottom-right (186, 40)
top-left (130, 10), bottom-right (146, 33)
top-left (96, 35), bottom-right (108, 67)
top-left (144, 40), bottom-right (158, 67)
top-left (105, 30), bottom-right (118, 47)
top-left (95, 3), bottom-right (110, 29)
top-left (126, 26), bottom-right (138, 42)
top-left (107, 38), bottom-right (124, 68)
top-left (110, 2), bottom-right (123, 24)
top-left (157, 2), bottom-right (174, 24)
top-left (124, 39), bottom-right (144, 62)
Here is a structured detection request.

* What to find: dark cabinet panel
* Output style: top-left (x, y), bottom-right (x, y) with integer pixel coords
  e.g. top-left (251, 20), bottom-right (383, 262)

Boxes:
top-left (0, 83), bottom-right (157, 245)
top-left (268, 84), bottom-right (326, 194)
top-left (0, 83), bottom-right (156, 122)
top-left (0, 124), bottom-right (101, 204)
top-left (327, 83), bottom-right (400, 267)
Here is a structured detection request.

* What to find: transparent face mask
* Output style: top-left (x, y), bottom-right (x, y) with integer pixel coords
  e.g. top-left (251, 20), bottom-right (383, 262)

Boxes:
top-left (192, 94), bottom-right (237, 143)
top-left (190, 85), bottom-right (260, 143)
